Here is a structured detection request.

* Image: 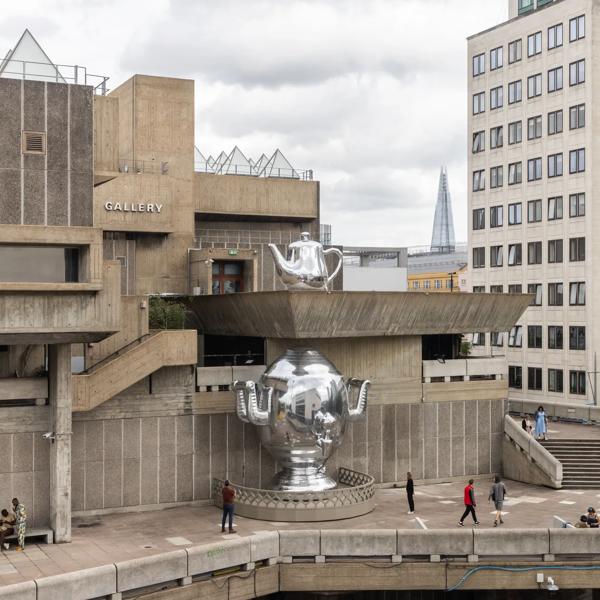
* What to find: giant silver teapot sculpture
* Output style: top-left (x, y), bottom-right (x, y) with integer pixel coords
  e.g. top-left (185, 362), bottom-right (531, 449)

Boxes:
top-left (234, 349), bottom-right (369, 492)
top-left (268, 232), bottom-right (343, 291)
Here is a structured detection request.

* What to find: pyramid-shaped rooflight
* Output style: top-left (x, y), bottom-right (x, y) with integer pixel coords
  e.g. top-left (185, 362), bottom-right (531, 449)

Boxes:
top-left (258, 149), bottom-right (298, 179)
top-left (0, 29), bottom-right (66, 83)
top-left (253, 153), bottom-right (268, 175)
top-left (206, 155), bottom-right (215, 168)
top-left (194, 146), bottom-right (213, 173)
top-left (213, 151), bottom-right (228, 171)
top-left (217, 146), bottom-right (252, 176)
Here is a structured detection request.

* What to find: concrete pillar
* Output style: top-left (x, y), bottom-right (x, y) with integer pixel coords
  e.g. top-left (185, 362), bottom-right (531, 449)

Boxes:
top-left (48, 344), bottom-right (72, 543)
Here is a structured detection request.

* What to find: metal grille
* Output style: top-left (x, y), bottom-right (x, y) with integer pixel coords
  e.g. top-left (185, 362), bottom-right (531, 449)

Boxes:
top-left (22, 131), bottom-right (46, 154)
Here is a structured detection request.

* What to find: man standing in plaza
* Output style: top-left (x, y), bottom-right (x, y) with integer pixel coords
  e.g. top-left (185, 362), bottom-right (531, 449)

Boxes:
top-left (458, 479), bottom-right (479, 527)
top-left (221, 480), bottom-right (236, 533)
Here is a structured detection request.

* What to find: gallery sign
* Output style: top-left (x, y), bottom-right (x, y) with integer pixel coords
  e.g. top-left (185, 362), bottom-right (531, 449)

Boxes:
top-left (104, 202), bottom-right (163, 213)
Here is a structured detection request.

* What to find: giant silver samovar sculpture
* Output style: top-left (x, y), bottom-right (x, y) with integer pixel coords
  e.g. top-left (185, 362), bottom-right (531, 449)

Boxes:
top-left (234, 349), bottom-right (369, 492)
top-left (268, 232), bottom-right (343, 291)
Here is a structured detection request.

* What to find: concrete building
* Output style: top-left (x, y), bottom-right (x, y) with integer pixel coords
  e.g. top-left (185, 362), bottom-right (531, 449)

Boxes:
top-left (407, 245), bottom-right (468, 292)
top-left (467, 0), bottom-right (594, 403)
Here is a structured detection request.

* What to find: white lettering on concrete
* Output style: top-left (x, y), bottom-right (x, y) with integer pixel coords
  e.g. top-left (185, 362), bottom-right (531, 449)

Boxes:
top-left (104, 201), bottom-right (164, 214)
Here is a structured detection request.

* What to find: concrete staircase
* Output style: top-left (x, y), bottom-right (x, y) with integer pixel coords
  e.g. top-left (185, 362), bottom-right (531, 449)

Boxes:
top-left (541, 439), bottom-right (600, 489)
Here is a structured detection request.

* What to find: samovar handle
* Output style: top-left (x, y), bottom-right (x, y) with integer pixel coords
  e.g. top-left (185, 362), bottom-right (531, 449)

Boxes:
top-left (346, 378), bottom-right (370, 421)
top-left (233, 380), bottom-right (250, 423)
top-left (248, 383), bottom-right (271, 427)
top-left (324, 247), bottom-right (343, 290)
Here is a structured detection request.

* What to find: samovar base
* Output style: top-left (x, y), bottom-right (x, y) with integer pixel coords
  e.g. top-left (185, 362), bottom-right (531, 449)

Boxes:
top-left (271, 466), bottom-right (337, 492)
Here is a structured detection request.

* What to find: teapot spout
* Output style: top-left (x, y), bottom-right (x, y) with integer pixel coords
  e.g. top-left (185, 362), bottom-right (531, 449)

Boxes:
top-left (347, 378), bottom-right (370, 421)
top-left (268, 243), bottom-right (297, 281)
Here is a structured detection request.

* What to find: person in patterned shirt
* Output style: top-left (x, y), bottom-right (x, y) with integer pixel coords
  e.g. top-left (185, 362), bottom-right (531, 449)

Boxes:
top-left (12, 498), bottom-right (26, 551)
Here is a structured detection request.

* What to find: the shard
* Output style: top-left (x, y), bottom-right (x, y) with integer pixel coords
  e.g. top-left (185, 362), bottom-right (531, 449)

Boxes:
top-left (430, 166), bottom-right (456, 253)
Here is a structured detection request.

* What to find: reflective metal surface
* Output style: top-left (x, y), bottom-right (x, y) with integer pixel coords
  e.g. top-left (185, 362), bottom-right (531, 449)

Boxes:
top-left (268, 232), bottom-right (343, 291)
top-left (234, 348), bottom-right (369, 492)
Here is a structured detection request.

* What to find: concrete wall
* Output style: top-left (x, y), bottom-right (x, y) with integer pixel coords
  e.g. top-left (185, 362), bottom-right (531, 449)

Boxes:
top-left (344, 266), bottom-right (408, 291)
top-left (0, 79), bottom-right (93, 227)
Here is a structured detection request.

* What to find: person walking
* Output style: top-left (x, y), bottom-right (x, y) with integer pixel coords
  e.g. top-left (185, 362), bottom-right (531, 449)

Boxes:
top-left (458, 479), bottom-right (479, 526)
top-left (489, 475), bottom-right (507, 527)
top-left (406, 472), bottom-right (415, 514)
top-left (12, 498), bottom-right (26, 551)
top-left (534, 405), bottom-right (548, 441)
top-left (221, 480), bottom-right (236, 534)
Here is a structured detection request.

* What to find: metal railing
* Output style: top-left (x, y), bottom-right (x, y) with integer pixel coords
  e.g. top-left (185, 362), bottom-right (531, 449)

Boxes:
top-left (118, 159), bottom-right (169, 175)
top-left (0, 58), bottom-right (109, 95)
top-left (195, 161), bottom-right (313, 180)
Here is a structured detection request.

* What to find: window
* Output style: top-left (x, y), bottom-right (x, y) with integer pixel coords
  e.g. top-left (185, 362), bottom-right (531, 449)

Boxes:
top-left (473, 92), bottom-right (485, 114)
top-left (527, 31), bottom-right (542, 57)
top-left (548, 240), bottom-right (563, 264)
top-left (473, 53), bottom-right (485, 76)
top-left (548, 369), bottom-right (563, 393)
top-left (509, 366), bottom-right (522, 389)
top-left (548, 23), bottom-right (563, 49)
top-left (548, 326), bottom-right (563, 350)
top-left (472, 332), bottom-right (485, 346)
top-left (434, 279), bottom-right (442, 289)
top-left (569, 104), bottom-right (585, 130)
top-left (490, 46), bottom-right (503, 70)
top-left (424, 280), bottom-right (431, 289)
top-left (508, 121), bottom-right (522, 145)
top-left (528, 367), bottom-right (542, 391)
top-left (569, 193), bottom-right (585, 217)
top-left (508, 326), bottom-right (523, 348)
top-left (527, 115), bottom-right (542, 140)
top-left (527, 73), bottom-right (542, 98)
top-left (548, 282), bottom-right (563, 306)
top-left (490, 205), bottom-right (503, 227)
top-left (548, 66), bottom-right (563, 92)
top-left (473, 170), bottom-right (485, 191)
top-left (490, 167), bottom-right (503, 189)
top-left (212, 261), bottom-right (244, 294)
top-left (569, 59), bottom-right (585, 86)
top-left (490, 86), bottom-right (503, 110)
top-left (569, 282), bottom-right (585, 305)
top-left (508, 202), bottom-right (522, 225)
top-left (472, 130), bottom-right (485, 153)
top-left (570, 326), bottom-right (586, 350)
top-left (528, 241), bottom-right (542, 265)
top-left (548, 153), bottom-right (563, 178)
top-left (569, 148), bottom-right (585, 173)
top-left (527, 158), bottom-right (542, 181)
top-left (472, 286), bottom-right (485, 293)
top-left (548, 197), bottom-right (562, 220)
top-left (508, 244), bottom-right (522, 266)
top-left (472, 208), bottom-right (485, 230)
top-left (508, 284), bottom-right (522, 293)
top-left (569, 237), bottom-right (585, 262)
top-left (412, 281), bottom-right (420, 289)
top-left (508, 80), bottom-right (522, 104)
top-left (490, 285), bottom-right (503, 294)
top-left (528, 200), bottom-right (542, 223)
top-left (528, 283), bottom-right (542, 306)
top-left (548, 110), bottom-right (563, 135)
top-left (491, 332), bottom-right (504, 347)
top-left (508, 39), bottom-right (522, 63)
top-left (569, 370), bottom-right (586, 395)
top-left (519, 0), bottom-right (533, 14)
top-left (490, 126), bottom-right (503, 149)
top-left (569, 15), bottom-right (585, 42)
top-left (508, 162), bottom-right (522, 185)
top-left (473, 247), bottom-right (485, 268)
top-left (490, 245), bottom-right (503, 267)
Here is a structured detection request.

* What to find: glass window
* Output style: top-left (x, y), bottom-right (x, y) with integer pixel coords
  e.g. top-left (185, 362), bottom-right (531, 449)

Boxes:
top-left (548, 110), bottom-right (563, 135)
top-left (548, 326), bottom-right (563, 350)
top-left (508, 39), bottom-right (522, 63)
top-left (491, 332), bottom-right (503, 347)
top-left (528, 367), bottom-right (542, 392)
top-left (569, 370), bottom-right (586, 395)
top-left (508, 326), bottom-right (523, 348)
top-left (569, 282), bottom-right (585, 305)
top-left (424, 280), bottom-right (431, 289)
top-left (528, 283), bottom-right (542, 306)
top-left (569, 59), bottom-right (585, 86)
top-left (508, 80), bottom-right (522, 104)
top-left (548, 240), bottom-right (563, 264)
top-left (528, 241), bottom-right (542, 265)
top-left (490, 46), bottom-right (503, 70)
top-left (472, 286), bottom-right (485, 293)
top-left (569, 326), bottom-right (586, 350)
top-left (569, 15), bottom-right (585, 42)
top-left (548, 196), bottom-right (563, 220)
top-left (508, 202), bottom-right (522, 225)
top-left (412, 280), bottom-right (420, 289)
top-left (527, 31), bottom-right (542, 57)
top-left (473, 53), bottom-right (485, 76)
top-left (490, 285), bottom-right (503, 294)
top-left (548, 153), bottom-right (563, 178)
top-left (527, 73), bottom-right (542, 98)
top-left (519, 0), bottom-right (534, 14)
top-left (508, 162), bottom-right (522, 185)
top-left (490, 167), bottom-right (503, 189)
top-left (548, 66), bottom-right (563, 92)
top-left (473, 170), bottom-right (485, 191)
top-left (490, 245), bottom-right (503, 267)
top-left (434, 279), bottom-right (442, 289)
top-left (0, 246), bottom-right (80, 283)
top-left (472, 130), bottom-right (485, 153)
top-left (490, 205), bottom-right (503, 227)
top-left (490, 86), bottom-right (503, 110)
top-left (569, 237), bottom-right (585, 262)
top-left (509, 365), bottom-right (522, 389)
top-left (569, 193), bottom-right (585, 217)
top-left (569, 104), bottom-right (585, 130)
top-left (472, 208), bottom-right (485, 230)
top-left (472, 332), bottom-right (485, 346)
top-left (473, 92), bottom-right (485, 114)
top-left (508, 243), bottom-right (522, 266)
top-left (508, 284), bottom-right (522, 294)
top-left (548, 23), bottom-right (563, 49)
top-left (569, 148), bottom-right (585, 173)
top-left (548, 369), bottom-right (563, 393)
top-left (548, 282), bottom-right (563, 305)
top-left (508, 121), bottom-right (522, 145)
top-left (528, 200), bottom-right (542, 223)
top-left (490, 126), bottom-right (503, 149)
top-left (527, 115), bottom-right (542, 140)
top-left (527, 157), bottom-right (542, 181)
top-left (473, 247), bottom-right (485, 268)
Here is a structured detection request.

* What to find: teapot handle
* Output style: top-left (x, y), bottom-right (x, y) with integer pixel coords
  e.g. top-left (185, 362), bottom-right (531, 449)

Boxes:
top-left (324, 247), bottom-right (343, 287)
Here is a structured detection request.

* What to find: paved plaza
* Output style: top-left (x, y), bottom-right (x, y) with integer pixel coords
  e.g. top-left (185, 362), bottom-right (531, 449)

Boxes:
top-left (0, 419), bottom-right (599, 587)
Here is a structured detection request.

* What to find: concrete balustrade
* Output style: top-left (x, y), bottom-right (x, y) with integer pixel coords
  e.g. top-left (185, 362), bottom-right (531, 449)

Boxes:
top-left (0, 581), bottom-right (36, 600)
top-left (550, 528), bottom-right (600, 555)
top-left (196, 365), bottom-right (266, 392)
top-left (397, 529), bottom-right (473, 558)
top-left (187, 537), bottom-right (251, 575)
top-left (280, 529), bottom-right (321, 560)
top-left (116, 549), bottom-right (188, 593)
top-left (250, 531), bottom-right (280, 565)
top-left (320, 529), bottom-right (397, 557)
top-left (422, 357), bottom-right (506, 383)
top-left (36, 564), bottom-right (117, 600)
top-left (474, 528), bottom-right (550, 558)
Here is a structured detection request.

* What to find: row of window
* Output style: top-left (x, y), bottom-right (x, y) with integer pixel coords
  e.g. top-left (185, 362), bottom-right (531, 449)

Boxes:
top-left (472, 104), bottom-right (585, 153)
top-left (411, 279), bottom-right (452, 290)
top-left (472, 60), bottom-right (585, 115)
top-left (508, 365), bottom-right (586, 395)
top-left (472, 15), bottom-right (585, 77)
top-left (473, 282), bottom-right (586, 307)
top-left (473, 239), bottom-right (585, 269)
top-left (472, 149), bottom-right (585, 191)
top-left (472, 194), bottom-right (585, 230)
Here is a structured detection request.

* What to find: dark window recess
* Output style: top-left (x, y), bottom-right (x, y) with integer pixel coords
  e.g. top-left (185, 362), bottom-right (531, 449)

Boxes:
top-left (0, 246), bottom-right (80, 283)
top-left (203, 334), bottom-right (265, 367)
top-left (422, 334), bottom-right (461, 361)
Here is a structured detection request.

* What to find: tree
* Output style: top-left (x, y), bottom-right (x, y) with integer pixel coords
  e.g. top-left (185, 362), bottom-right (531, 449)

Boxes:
top-left (148, 297), bottom-right (187, 329)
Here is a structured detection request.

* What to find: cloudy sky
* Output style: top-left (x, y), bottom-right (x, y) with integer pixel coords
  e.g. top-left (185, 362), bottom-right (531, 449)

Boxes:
top-left (1, 0), bottom-right (507, 247)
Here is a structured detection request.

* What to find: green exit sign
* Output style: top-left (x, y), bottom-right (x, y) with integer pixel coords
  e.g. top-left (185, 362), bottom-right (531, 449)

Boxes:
top-left (228, 249), bottom-right (238, 256)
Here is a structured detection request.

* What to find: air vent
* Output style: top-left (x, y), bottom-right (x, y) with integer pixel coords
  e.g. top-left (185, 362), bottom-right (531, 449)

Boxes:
top-left (22, 131), bottom-right (46, 155)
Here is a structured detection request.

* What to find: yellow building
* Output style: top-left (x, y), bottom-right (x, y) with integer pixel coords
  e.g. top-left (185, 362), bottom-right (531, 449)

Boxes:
top-left (408, 264), bottom-right (467, 292)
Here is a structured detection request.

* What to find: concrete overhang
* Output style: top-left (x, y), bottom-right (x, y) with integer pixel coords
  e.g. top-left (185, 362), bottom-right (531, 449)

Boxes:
top-left (187, 291), bottom-right (532, 339)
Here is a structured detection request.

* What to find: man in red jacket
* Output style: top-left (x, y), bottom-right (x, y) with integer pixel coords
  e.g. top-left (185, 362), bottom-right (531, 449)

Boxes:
top-left (458, 479), bottom-right (480, 526)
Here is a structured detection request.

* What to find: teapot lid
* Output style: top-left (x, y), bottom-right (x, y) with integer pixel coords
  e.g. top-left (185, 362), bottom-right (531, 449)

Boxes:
top-left (289, 231), bottom-right (321, 249)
